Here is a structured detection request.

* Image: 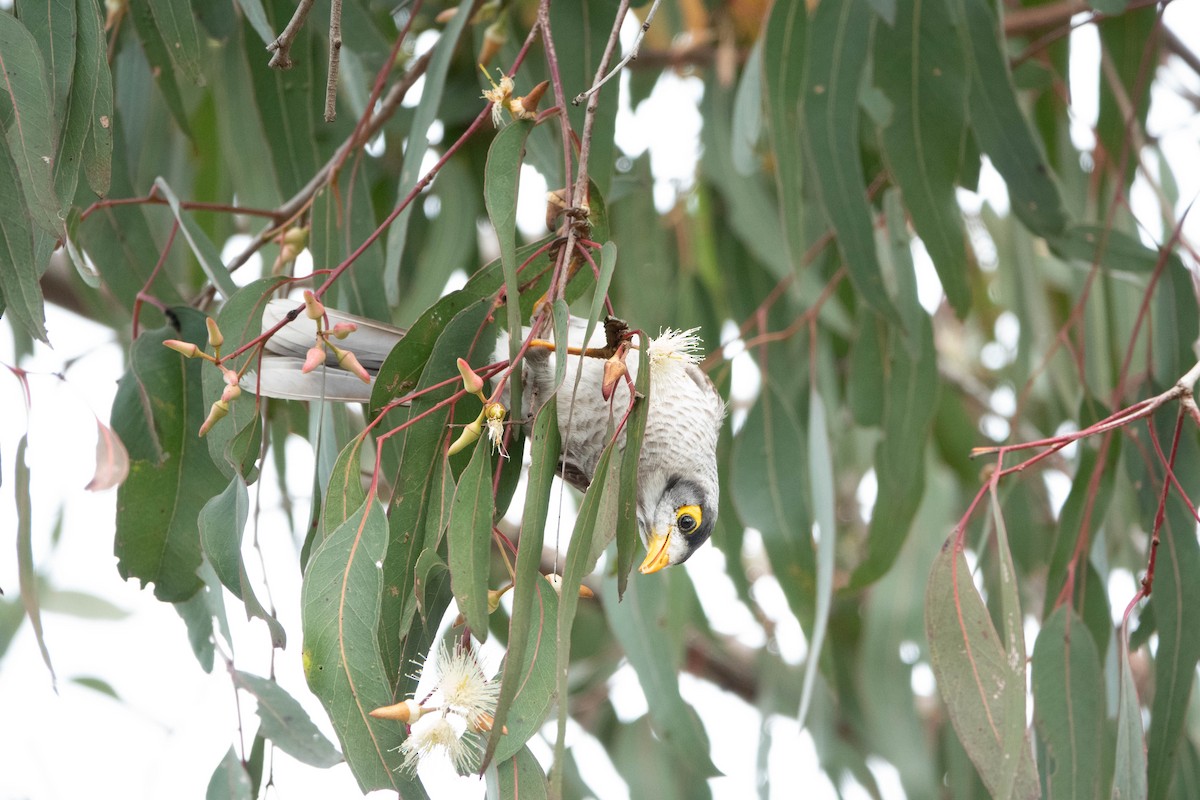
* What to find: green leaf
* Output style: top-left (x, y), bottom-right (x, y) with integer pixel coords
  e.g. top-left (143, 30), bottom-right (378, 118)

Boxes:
top-left (301, 499), bottom-right (417, 792)
top-left (552, 440), bottom-right (620, 795)
top-left (173, 562), bottom-right (231, 672)
top-left (953, 0), bottom-right (1066, 238)
top-left (113, 310), bottom-right (228, 602)
top-left (321, 434), bottom-right (369, 540)
top-left (448, 435), bottom-right (496, 640)
top-left (146, 0), bottom-right (206, 85)
top-left (16, 0), bottom-right (76, 129)
top-left (234, 0), bottom-right (275, 45)
top-left (762, 0), bottom-right (807, 274)
top-left (487, 745), bottom-right (549, 800)
top-left (127, 0), bottom-right (193, 135)
top-left (0, 13), bottom-right (62, 236)
top-left (153, 177), bottom-right (240, 299)
top-left (0, 137), bottom-right (47, 341)
top-left (1031, 606), bottom-right (1104, 799)
top-left (206, 746), bottom-right (252, 800)
top-left (990, 486), bottom-right (1031, 800)
top-left (799, 387), bottom-right (835, 727)
top-left (15, 435), bottom-right (55, 687)
top-left (201, 277), bottom-right (287, 478)
top-left (874, 0), bottom-right (972, 316)
top-left (46, 0), bottom-right (113, 202)
top-left (732, 381), bottom-right (813, 622)
top-left (232, 670), bottom-right (343, 768)
top-left (490, 576), bottom-right (559, 764)
top-left (1114, 619), bottom-right (1148, 800)
top-left (802, 0), bottom-right (897, 322)
top-left (485, 116), bottom-right (535, 415)
top-left (1050, 225), bottom-right (1184, 275)
top-left (616, 331), bottom-right (651, 598)
top-left (847, 192), bottom-right (938, 589)
top-left (383, 0), bottom-right (473, 305)
top-left (199, 478), bottom-right (287, 648)
top-left (926, 537), bottom-right (1040, 800)
top-left (602, 570), bottom-right (720, 778)
top-left (483, 398), bottom-right (560, 769)
top-left (377, 298), bottom-right (493, 681)
top-left (1145, 423), bottom-right (1200, 800)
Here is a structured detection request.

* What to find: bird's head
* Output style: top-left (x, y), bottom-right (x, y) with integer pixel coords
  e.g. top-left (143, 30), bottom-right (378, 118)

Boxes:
top-left (637, 473), bottom-right (717, 574)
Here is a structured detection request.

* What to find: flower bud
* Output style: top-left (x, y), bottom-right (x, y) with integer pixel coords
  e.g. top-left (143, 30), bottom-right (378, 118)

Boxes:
top-left (517, 80), bottom-right (549, 118)
top-left (303, 290), bottom-right (325, 321)
top-left (447, 410), bottom-right (485, 456)
top-left (205, 317), bottom-right (224, 349)
top-left (457, 357), bottom-right (485, 397)
top-left (199, 399), bottom-right (230, 437)
top-left (601, 354), bottom-right (627, 401)
top-left (470, 712), bottom-right (507, 735)
top-left (477, 16), bottom-right (507, 66)
top-left (369, 698), bottom-right (425, 723)
top-left (163, 339), bottom-right (200, 358)
top-left (221, 383), bottom-right (242, 404)
top-left (301, 345), bottom-right (325, 374)
top-left (334, 347), bottom-right (371, 383)
top-left (487, 584), bottom-right (514, 614)
top-left (543, 573), bottom-right (594, 598)
top-left (329, 322), bottom-right (357, 339)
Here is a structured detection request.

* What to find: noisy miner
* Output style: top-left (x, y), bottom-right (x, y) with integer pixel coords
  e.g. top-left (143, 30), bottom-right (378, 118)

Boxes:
top-left (246, 300), bottom-right (725, 572)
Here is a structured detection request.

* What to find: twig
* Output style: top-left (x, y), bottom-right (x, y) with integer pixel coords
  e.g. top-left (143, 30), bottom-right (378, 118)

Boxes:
top-left (267, 0), bottom-right (316, 69)
top-left (572, 0), bottom-right (664, 105)
top-left (226, 48), bottom-right (436, 273)
top-left (325, 0), bottom-right (343, 121)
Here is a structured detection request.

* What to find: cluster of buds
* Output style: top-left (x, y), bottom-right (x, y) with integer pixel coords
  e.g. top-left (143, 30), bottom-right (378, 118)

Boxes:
top-left (447, 358), bottom-right (508, 457)
top-left (480, 68), bottom-right (550, 128)
top-left (163, 317), bottom-right (244, 437)
top-left (297, 291), bottom-right (370, 384)
top-left (369, 640), bottom-right (501, 775)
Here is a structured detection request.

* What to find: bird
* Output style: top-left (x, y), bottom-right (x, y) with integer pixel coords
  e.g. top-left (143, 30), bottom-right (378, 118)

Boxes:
top-left (245, 299), bottom-right (724, 572)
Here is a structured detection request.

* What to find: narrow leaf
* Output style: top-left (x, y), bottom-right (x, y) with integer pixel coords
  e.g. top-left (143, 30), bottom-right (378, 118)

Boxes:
top-left (926, 537), bottom-right (1040, 799)
top-left (301, 500), bottom-right (418, 792)
top-left (0, 13), bottom-right (61, 236)
top-left (483, 398), bottom-right (561, 769)
top-left (154, 177), bottom-right (240, 299)
top-left (953, 0), bottom-right (1066, 237)
top-left (487, 745), bottom-right (549, 800)
top-left (1031, 606), bottom-right (1104, 799)
top-left (490, 577), bottom-right (559, 764)
top-left (0, 137), bottom-right (47, 341)
top-left (1113, 619), bottom-right (1148, 800)
top-left (113, 310), bottom-right (227, 602)
top-left (448, 436), bottom-right (496, 641)
top-left (799, 387), bottom-right (835, 727)
top-left (199, 478), bottom-right (286, 648)
top-left (232, 670), bottom-right (343, 768)
top-left (874, 0), bottom-right (972, 315)
top-left (602, 571), bottom-right (720, 778)
top-left (206, 746), bottom-right (252, 800)
top-left (16, 435), bottom-right (55, 687)
top-left (383, 0), bottom-right (473, 304)
top-left (146, 0), bottom-right (206, 85)
top-left (802, 0), bottom-right (897, 322)
top-left (990, 485), bottom-right (1031, 800)
top-left (616, 333), bottom-right (651, 597)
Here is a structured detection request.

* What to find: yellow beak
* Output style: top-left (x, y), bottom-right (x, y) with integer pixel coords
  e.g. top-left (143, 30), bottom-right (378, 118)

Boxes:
top-left (638, 531), bottom-right (672, 574)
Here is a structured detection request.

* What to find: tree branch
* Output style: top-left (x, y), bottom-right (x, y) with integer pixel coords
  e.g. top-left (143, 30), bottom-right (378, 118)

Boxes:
top-left (266, 0), bottom-right (316, 69)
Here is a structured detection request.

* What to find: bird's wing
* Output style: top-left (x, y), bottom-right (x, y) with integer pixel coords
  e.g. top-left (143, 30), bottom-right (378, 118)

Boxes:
top-left (241, 299), bottom-right (407, 402)
top-left (261, 298), bottom-right (406, 371)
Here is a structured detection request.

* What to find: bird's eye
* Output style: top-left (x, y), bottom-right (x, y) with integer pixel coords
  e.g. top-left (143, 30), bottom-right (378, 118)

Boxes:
top-left (675, 505), bottom-right (701, 534)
